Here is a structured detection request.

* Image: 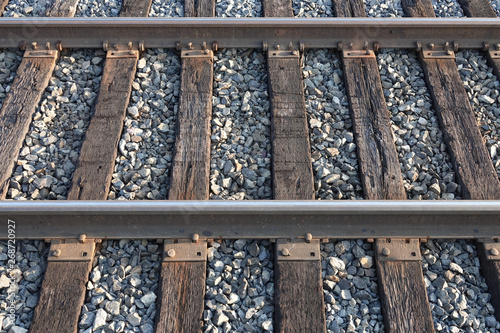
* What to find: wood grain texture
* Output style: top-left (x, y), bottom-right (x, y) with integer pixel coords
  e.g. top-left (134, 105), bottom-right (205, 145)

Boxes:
top-left (268, 57), bottom-right (314, 200)
top-left (478, 243), bottom-right (500, 322)
top-left (401, 0), bottom-right (436, 17)
top-left (420, 58), bottom-right (500, 199)
top-left (262, 0), bottom-right (293, 17)
top-left (168, 57), bottom-right (213, 200)
top-left (30, 261), bottom-right (93, 333)
top-left (67, 56), bottom-right (137, 200)
top-left (457, 0), bottom-right (496, 17)
top-left (45, 0), bottom-right (80, 16)
top-left (155, 261), bottom-right (206, 332)
top-left (184, 0), bottom-right (215, 17)
top-left (342, 57), bottom-right (406, 200)
top-left (120, 0), bottom-right (153, 16)
top-left (375, 260), bottom-right (435, 333)
top-left (0, 56), bottom-right (57, 200)
top-left (275, 260), bottom-right (326, 333)
top-left (331, 0), bottom-right (366, 17)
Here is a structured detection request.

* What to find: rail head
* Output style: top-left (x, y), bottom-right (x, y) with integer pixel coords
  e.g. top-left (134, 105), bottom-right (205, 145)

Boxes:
top-left (0, 18), bottom-right (500, 50)
top-left (1, 201), bottom-right (499, 240)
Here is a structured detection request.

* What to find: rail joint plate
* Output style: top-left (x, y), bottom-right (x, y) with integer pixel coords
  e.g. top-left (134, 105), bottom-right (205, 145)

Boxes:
top-left (276, 238), bottom-right (320, 261)
top-left (375, 238), bottom-right (421, 261)
top-left (163, 239), bottom-right (207, 262)
top-left (48, 238), bottom-right (96, 262)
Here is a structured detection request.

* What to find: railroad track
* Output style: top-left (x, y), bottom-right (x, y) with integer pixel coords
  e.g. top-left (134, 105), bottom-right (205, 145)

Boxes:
top-left (0, 0), bottom-right (500, 332)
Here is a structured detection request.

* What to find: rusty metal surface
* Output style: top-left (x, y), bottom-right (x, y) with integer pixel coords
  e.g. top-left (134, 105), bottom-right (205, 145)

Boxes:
top-left (1, 18), bottom-right (500, 50)
top-left (0, 201), bottom-right (499, 239)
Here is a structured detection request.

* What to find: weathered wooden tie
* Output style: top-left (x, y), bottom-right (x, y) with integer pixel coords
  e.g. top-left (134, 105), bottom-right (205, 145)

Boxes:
top-left (168, 56), bottom-right (213, 200)
top-left (155, 240), bottom-right (207, 332)
top-left (30, 239), bottom-right (97, 333)
top-left (267, 56), bottom-right (315, 200)
top-left (120, 0), bottom-right (153, 16)
top-left (419, 57), bottom-right (500, 198)
top-left (0, 53), bottom-right (58, 200)
top-left (342, 55), bottom-right (406, 199)
top-left (46, 0), bottom-right (80, 16)
top-left (334, 2), bottom-right (435, 332)
top-left (275, 238), bottom-right (325, 333)
top-left (457, 0), bottom-right (497, 17)
top-left (184, 0), bottom-right (215, 17)
top-left (331, 0), bottom-right (366, 17)
top-left (401, 0), bottom-right (435, 17)
top-left (262, 1), bottom-right (325, 332)
top-left (154, 1), bottom-right (214, 332)
top-left (374, 239), bottom-right (435, 333)
top-left (67, 53), bottom-right (138, 199)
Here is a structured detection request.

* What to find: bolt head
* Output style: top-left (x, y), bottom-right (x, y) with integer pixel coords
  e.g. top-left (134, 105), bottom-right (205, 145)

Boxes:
top-left (381, 247), bottom-right (390, 256)
top-left (490, 248), bottom-right (499, 256)
top-left (281, 248), bottom-right (290, 256)
top-left (52, 249), bottom-right (61, 257)
top-left (167, 249), bottom-right (176, 258)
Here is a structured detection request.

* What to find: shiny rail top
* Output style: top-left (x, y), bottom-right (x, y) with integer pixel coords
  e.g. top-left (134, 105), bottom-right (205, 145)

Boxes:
top-left (0, 201), bottom-right (499, 239)
top-left (0, 18), bottom-right (500, 50)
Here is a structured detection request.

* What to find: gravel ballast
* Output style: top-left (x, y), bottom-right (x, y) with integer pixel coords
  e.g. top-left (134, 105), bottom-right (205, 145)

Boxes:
top-left (0, 241), bottom-right (49, 333)
top-left (2, 0), bottom-right (49, 17)
top-left (456, 50), bottom-right (500, 181)
top-left (363, 0), bottom-right (404, 17)
top-left (109, 49), bottom-right (181, 200)
top-left (216, 0), bottom-right (262, 17)
top-left (78, 240), bottom-right (161, 333)
top-left (322, 240), bottom-right (385, 333)
top-left (0, 50), bottom-right (23, 111)
top-left (210, 49), bottom-right (272, 200)
top-left (75, 0), bottom-right (122, 17)
top-left (149, 0), bottom-right (183, 17)
top-left (7, 49), bottom-right (103, 200)
top-left (204, 240), bottom-right (274, 332)
top-left (378, 50), bottom-right (459, 200)
top-left (432, 0), bottom-right (464, 17)
top-left (292, 0), bottom-right (333, 17)
top-left (422, 240), bottom-right (500, 332)
top-left (303, 49), bottom-right (363, 200)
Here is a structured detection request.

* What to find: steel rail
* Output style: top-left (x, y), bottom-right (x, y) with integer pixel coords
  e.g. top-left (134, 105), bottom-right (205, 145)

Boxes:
top-left (0, 18), bottom-right (500, 50)
top-left (0, 201), bottom-right (499, 239)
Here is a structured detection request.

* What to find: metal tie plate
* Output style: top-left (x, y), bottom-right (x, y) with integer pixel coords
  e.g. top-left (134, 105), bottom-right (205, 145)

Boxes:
top-left (376, 238), bottom-right (421, 262)
top-left (48, 239), bottom-right (95, 262)
top-left (342, 49), bottom-right (375, 59)
top-left (421, 49), bottom-right (455, 59)
top-left (276, 238), bottom-right (320, 261)
top-left (267, 49), bottom-right (300, 59)
top-left (181, 49), bottom-right (213, 59)
top-left (163, 239), bottom-right (207, 262)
